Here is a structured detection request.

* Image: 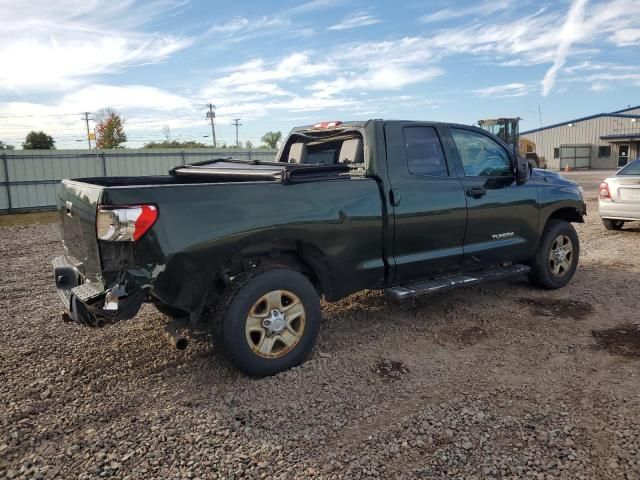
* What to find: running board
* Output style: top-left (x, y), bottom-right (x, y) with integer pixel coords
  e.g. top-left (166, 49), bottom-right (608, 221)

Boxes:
top-left (385, 264), bottom-right (531, 301)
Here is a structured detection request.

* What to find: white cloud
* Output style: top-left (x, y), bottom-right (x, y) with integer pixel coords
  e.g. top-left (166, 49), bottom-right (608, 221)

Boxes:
top-left (541, 0), bottom-right (588, 96)
top-left (283, 0), bottom-right (342, 16)
top-left (202, 54), bottom-right (334, 94)
top-left (612, 28), bottom-right (640, 46)
top-left (589, 82), bottom-right (608, 92)
top-left (61, 85), bottom-right (193, 112)
top-left (474, 83), bottom-right (532, 98)
top-left (0, 0), bottom-right (192, 93)
top-left (328, 13), bottom-right (381, 31)
top-left (309, 67), bottom-right (443, 98)
top-left (421, 0), bottom-right (513, 23)
top-left (207, 16), bottom-right (289, 34)
top-left (199, 53), bottom-right (340, 118)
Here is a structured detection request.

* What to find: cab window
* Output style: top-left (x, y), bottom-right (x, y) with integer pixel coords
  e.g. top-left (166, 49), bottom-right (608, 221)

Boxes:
top-left (451, 128), bottom-right (512, 177)
top-left (403, 127), bottom-right (448, 177)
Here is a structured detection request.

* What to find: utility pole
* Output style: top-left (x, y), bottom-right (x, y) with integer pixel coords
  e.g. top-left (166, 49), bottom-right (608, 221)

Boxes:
top-left (83, 112), bottom-right (92, 149)
top-left (206, 103), bottom-right (217, 147)
top-left (232, 118), bottom-right (242, 148)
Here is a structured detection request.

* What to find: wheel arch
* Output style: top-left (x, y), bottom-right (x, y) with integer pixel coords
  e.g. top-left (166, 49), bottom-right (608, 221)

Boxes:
top-left (223, 237), bottom-right (335, 299)
top-left (545, 206), bottom-right (585, 225)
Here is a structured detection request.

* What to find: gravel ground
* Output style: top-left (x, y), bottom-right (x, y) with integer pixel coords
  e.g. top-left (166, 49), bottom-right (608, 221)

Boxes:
top-left (1, 172), bottom-right (639, 479)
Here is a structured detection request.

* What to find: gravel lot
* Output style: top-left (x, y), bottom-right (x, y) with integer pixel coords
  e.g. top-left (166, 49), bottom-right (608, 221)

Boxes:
top-left (1, 171), bottom-right (639, 479)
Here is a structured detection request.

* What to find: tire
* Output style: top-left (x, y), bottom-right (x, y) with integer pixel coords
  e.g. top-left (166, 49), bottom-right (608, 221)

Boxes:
top-left (213, 268), bottom-right (321, 377)
top-left (602, 219), bottom-right (624, 231)
top-left (528, 219), bottom-right (580, 290)
top-left (153, 302), bottom-right (188, 319)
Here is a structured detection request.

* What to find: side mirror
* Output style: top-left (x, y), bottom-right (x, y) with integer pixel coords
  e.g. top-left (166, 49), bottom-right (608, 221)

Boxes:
top-left (515, 156), bottom-right (529, 185)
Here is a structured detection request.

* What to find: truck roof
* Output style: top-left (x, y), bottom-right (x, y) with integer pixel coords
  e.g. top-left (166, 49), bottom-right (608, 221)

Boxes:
top-left (291, 119), bottom-right (486, 134)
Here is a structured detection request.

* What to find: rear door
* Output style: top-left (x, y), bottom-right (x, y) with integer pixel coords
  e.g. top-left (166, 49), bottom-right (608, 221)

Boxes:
top-left (444, 126), bottom-right (539, 269)
top-left (384, 122), bottom-right (467, 283)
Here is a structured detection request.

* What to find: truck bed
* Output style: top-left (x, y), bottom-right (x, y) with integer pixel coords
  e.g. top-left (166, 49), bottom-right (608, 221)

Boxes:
top-left (57, 166), bottom-right (384, 305)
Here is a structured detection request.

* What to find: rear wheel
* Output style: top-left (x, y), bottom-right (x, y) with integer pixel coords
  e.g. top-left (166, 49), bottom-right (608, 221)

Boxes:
top-left (214, 268), bottom-right (321, 377)
top-left (528, 220), bottom-right (579, 289)
top-left (602, 219), bottom-right (624, 230)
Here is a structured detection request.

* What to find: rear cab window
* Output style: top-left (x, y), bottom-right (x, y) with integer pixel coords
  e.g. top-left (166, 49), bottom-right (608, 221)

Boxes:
top-left (282, 129), bottom-right (366, 174)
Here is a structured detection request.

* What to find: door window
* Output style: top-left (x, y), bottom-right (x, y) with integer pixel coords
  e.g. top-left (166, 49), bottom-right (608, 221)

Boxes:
top-left (451, 128), bottom-right (512, 177)
top-left (403, 127), bottom-right (448, 177)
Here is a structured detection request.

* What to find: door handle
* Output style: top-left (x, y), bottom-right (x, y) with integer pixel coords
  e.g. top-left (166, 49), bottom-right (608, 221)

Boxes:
top-left (390, 189), bottom-right (401, 206)
top-left (466, 186), bottom-right (487, 198)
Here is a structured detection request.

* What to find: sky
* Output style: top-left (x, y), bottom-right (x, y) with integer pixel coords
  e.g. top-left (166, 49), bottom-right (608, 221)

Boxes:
top-left (0, 0), bottom-right (639, 149)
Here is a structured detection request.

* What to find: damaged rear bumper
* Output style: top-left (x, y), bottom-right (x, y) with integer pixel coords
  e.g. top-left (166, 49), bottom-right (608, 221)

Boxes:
top-left (52, 255), bottom-right (144, 327)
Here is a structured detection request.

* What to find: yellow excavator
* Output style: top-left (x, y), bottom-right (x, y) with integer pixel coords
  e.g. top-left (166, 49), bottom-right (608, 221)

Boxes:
top-left (477, 118), bottom-right (542, 169)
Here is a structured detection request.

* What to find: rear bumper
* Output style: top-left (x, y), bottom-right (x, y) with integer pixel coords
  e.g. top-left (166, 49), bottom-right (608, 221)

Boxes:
top-left (53, 256), bottom-right (144, 326)
top-left (598, 200), bottom-right (640, 221)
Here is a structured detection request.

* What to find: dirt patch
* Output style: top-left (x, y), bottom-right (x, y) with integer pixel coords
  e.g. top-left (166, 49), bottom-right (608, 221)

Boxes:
top-left (592, 324), bottom-right (640, 358)
top-left (373, 358), bottom-right (409, 381)
top-left (435, 325), bottom-right (490, 346)
top-left (456, 325), bottom-right (489, 345)
top-left (518, 297), bottom-right (593, 320)
top-left (0, 211), bottom-right (58, 227)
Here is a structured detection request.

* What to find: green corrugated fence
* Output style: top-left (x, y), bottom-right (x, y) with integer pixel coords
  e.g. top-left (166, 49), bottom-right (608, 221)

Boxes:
top-left (0, 148), bottom-right (277, 213)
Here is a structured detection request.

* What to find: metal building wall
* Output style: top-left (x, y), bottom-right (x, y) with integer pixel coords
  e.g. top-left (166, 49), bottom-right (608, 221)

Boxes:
top-left (521, 115), bottom-right (640, 170)
top-left (0, 148), bottom-right (277, 214)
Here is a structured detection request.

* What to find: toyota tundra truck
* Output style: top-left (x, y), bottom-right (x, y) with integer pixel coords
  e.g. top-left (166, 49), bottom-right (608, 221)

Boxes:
top-left (53, 120), bottom-right (586, 376)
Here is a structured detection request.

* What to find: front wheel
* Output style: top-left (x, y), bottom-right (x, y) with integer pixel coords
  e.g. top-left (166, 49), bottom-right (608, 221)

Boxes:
top-left (528, 220), bottom-right (580, 289)
top-left (602, 219), bottom-right (624, 230)
top-left (214, 268), bottom-right (321, 377)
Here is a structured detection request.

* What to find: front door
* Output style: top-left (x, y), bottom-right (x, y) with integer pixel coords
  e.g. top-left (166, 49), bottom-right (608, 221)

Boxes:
top-left (445, 127), bottom-right (540, 270)
top-left (384, 122), bottom-right (467, 283)
top-left (618, 145), bottom-right (630, 167)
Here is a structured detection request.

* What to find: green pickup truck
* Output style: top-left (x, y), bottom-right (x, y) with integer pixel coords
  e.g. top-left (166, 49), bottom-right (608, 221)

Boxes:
top-left (54, 120), bottom-right (586, 376)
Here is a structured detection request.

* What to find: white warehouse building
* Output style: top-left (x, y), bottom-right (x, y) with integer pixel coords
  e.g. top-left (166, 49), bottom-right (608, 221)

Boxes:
top-left (520, 105), bottom-right (640, 170)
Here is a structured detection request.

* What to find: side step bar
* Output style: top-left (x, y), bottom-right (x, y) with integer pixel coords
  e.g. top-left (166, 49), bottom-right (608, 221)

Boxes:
top-left (385, 264), bottom-right (531, 301)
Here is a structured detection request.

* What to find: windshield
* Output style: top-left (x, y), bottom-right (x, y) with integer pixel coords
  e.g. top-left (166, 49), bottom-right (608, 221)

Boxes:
top-left (618, 159), bottom-right (640, 175)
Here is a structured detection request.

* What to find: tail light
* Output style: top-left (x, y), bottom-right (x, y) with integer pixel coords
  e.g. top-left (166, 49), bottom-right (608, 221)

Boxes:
top-left (599, 182), bottom-right (611, 200)
top-left (96, 205), bottom-right (158, 241)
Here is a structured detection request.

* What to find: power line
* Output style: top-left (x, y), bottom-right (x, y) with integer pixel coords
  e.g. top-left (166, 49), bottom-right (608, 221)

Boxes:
top-left (232, 118), bottom-right (242, 147)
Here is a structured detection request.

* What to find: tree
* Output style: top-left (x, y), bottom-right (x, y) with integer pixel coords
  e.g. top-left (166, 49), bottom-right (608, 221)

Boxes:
top-left (95, 109), bottom-right (127, 149)
top-left (261, 131), bottom-right (282, 149)
top-left (245, 140), bottom-right (253, 150)
top-left (0, 140), bottom-right (15, 150)
top-left (23, 131), bottom-right (55, 150)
